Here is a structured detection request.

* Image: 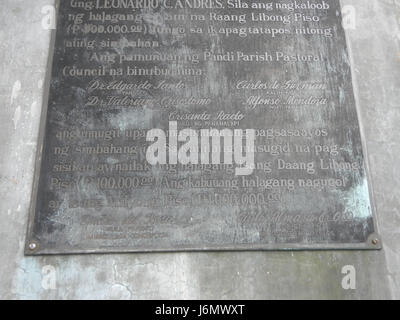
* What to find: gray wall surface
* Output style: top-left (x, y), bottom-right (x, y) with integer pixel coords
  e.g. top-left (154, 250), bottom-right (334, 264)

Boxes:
top-left (0, 0), bottom-right (399, 299)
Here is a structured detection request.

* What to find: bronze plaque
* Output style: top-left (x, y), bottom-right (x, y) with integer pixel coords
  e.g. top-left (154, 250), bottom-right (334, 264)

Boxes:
top-left (26, 0), bottom-right (380, 255)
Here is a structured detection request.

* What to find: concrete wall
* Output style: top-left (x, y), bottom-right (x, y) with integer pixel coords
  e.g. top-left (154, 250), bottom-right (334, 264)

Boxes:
top-left (0, 0), bottom-right (398, 299)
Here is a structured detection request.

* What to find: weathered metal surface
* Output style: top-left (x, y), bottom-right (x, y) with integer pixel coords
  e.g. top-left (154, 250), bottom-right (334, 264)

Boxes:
top-left (25, 0), bottom-right (380, 255)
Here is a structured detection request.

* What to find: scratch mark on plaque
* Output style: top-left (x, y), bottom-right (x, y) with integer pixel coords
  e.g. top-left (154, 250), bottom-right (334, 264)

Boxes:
top-left (343, 178), bottom-right (372, 219)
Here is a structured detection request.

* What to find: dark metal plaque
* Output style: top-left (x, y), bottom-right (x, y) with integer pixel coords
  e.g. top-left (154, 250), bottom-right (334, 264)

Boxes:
top-left (26, 0), bottom-right (380, 255)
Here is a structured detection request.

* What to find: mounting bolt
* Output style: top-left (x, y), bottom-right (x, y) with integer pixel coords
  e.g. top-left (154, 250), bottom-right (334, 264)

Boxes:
top-left (372, 239), bottom-right (379, 245)
top-left (28, 242), bottom-right (37, 251)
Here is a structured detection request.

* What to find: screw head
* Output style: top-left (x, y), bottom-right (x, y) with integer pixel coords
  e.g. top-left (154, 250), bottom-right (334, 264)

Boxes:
top-left (28, 242), bottom-right (37, 250)
top-left (372, 239), bottom-right (379, 245)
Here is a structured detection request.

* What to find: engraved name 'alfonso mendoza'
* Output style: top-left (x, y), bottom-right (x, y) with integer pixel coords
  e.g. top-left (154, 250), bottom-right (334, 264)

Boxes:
top-left (146, 121), bottom-right (255, 176)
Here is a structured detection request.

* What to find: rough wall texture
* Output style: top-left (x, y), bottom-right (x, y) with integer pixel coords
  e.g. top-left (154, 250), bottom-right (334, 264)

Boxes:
top-left (0, 0), bottom-right (398, 299)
